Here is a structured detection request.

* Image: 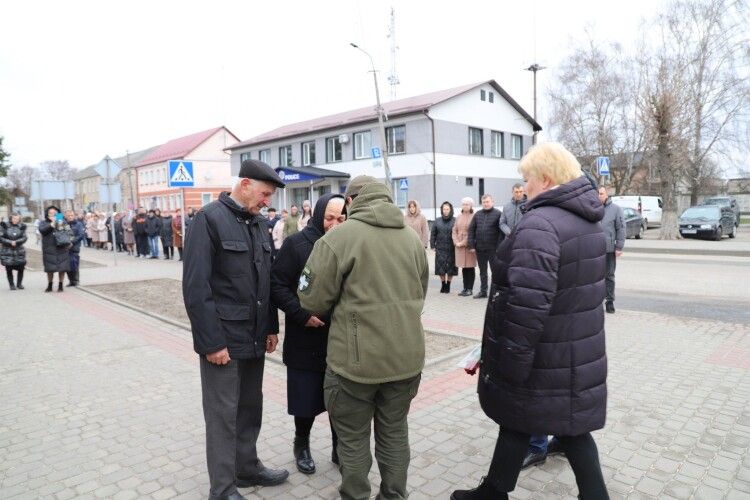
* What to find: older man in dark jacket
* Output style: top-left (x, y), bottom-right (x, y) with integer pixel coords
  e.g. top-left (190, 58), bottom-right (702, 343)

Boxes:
top-left (599, 187), bottom-right (625, 313)
top-left (467, 194), bottom-right (502, 298)
top-left (498, 184), bottom-right (526, 237)
top-left (183, 159), bottom-right (288, 500)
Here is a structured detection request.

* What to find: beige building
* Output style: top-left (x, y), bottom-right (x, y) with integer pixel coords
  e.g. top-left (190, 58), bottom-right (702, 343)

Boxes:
top-left (136, 126), bottom-right (239, 212)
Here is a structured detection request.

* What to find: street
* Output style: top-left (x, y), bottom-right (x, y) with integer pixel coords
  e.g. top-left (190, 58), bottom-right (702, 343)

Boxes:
top-left (1, 232), bottom-right (749, 499)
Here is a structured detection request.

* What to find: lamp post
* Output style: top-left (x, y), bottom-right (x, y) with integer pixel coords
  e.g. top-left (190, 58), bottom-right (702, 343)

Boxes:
top-left (350, 42), bottom-right (392, 187)
top-left (525, 63), bottom-right (546, 144)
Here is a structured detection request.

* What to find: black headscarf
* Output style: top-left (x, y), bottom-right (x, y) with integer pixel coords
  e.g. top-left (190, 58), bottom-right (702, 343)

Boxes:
top-left (302, 193), bottom-right (346, 242)
top-left (44, 205), bottom-right (62, 222)
top-left (440, 201), bottom-right (455, 221)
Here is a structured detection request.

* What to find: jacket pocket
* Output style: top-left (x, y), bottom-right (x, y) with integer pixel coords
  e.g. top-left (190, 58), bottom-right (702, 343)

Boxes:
top-left (220, 239), bottom-right (251, 276)
top-left (215, 303), bottom-right (254, 341)
top-left (349, 312), bottom-right (361, 365)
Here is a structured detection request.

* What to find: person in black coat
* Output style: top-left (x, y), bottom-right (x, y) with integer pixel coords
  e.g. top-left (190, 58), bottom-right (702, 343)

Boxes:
top-left (270, 193), bottom-right (346, 474)
top-left (0, 212), bottom-right (27, 290)
top-left (64, 209), bottom-right (86, 286)
top-left (134, 208), bottom-right (148, 258)
top-left (159, 213), bottom-right (174, 259)
top-left (145, 209), bottom-right (162, 259)
top-left (430, 201), bottom-right (458, 293)
top-left (38, 205), bottom-right (73, 293)
top-left (183, 160), bottom-right (289, 498)
top-left (467, 195), bottom-right (502, 298)
top-left (452, 143), bottom-right (608, 500)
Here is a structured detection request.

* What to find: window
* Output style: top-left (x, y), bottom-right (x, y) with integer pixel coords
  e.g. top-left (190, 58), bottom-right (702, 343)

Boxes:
top-left (491, 131), bottom-right (504, 158)
top-left (386, 125), bottom-right (405, 154)
top-left (302, 141), bottom-right (316, 166)
top-left (317, 185), bottom-right (331, 197)
top-left (354, 131), bottom-right (372, 159)
top-left (469, 127), bottom-right (483, 155)
top-left (201, 193), bottom-right (212, 206)
top-left (259, 149), bottom-right (270, 164)
top-left (392, 179), bottom-right (407, 208)
top-left (326, 137), bottom-right (342, 163)
top-left (466, 177), bottom-right (474, 186)
top-left (279, 145), bottom-right (293, 167)
top-left (480, 89), bottom-right (486, 101)
top-left (511, 134), bottom-right (523, 159)
top-left (240, 152), bottom-right (251, 163)
top-left (489, 92), bottom-right (494, 103)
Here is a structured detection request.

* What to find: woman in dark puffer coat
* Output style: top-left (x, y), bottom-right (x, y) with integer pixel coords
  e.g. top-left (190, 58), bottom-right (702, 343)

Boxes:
top-left (452, 142), bottom-right (609, 500)
top-left (38, 205), bottom-right (73, 292)
top-left (0, 212), bottom-right (28, 290)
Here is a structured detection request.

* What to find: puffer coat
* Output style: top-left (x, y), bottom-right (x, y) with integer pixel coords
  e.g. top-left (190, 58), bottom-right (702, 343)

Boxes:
top-left (478, 176), bottom-right (607, 436)
top-left (39, 214), bottom-right (72, 273)
top-left (0, 222), bottom-right (28, 267)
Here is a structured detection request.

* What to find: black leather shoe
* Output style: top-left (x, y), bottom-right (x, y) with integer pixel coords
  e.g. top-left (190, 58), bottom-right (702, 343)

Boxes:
top-left (16, 284), bottom-right (24, 290)
top-left (605, 301), bottom-right (615, 314)
top-left (547, 437), bottom-right (564, 456)
top-left (473, 291), bottom-right (487, 299)
top-left (9, 284), bottom-right (16, 290)
top-left (521, 450), bottom-right (547, 470)
top-left (236, 467), bottom-right (289, 488)
top-left (450, 477), bottom-right (506, 500)
top-left (293, 437), bottom-right (316, 474)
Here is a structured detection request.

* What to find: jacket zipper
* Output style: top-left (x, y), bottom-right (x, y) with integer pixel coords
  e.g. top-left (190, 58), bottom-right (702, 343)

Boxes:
top-left (351, 313), bottom-right (360, 363)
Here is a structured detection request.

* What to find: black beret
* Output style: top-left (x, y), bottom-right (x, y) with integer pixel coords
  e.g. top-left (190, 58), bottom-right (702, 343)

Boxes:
top-left (239, 159), bottom-right (285, 188)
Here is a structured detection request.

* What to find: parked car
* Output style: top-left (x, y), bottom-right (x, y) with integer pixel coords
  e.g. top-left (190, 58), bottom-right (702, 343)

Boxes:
top-left (700, 196), bottom-right (741, 228)
top-left (622, 207), bottom-right (646, 239)
top-left (678, 205), bottom-right (737, 240)
top-left (611, 195), bottom-right (663, 228)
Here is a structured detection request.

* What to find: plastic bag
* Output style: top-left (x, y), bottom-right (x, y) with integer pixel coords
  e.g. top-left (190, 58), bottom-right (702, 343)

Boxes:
top-left (457, 344), bottom-right (482, 375)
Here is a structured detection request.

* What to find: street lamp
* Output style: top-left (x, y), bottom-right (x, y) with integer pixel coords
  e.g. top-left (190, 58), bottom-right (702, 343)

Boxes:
top-left (350, 42), bottom-right (392, 187)
top-left (525, 63), bottom-right (546, 144)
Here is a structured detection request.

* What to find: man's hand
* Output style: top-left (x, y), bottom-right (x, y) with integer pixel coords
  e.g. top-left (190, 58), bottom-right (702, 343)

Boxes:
top-left (305, 316), bottom-right (325, 328)
top-left (206, 347), bottom-right (230, 365)
top-left (469, 249), bottom-right (476, 253)
top-left (10, 241), bottom-right (16, 247)
top-left (266, 334), bottom-right (279, 353)
top-left (615, 250), bottom-right (623, 258)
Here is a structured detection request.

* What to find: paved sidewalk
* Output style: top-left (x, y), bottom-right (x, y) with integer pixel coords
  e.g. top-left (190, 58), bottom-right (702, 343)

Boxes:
top-left (1, 247), bottom-right (749, 499)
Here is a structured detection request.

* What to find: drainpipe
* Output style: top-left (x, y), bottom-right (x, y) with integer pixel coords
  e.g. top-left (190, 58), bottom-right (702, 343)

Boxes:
top-left (424, 111), bottom-right (438, 221)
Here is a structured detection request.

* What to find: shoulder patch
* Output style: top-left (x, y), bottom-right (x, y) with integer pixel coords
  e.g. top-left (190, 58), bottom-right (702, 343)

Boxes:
top-left (298, 266), bottom-right (314, 292)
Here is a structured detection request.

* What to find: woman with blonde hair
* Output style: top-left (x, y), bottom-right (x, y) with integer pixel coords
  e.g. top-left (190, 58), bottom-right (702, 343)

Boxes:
top-left (452, 197), bottom-right (477, 296)
top-left (452, 142), bottom-right (608, 500)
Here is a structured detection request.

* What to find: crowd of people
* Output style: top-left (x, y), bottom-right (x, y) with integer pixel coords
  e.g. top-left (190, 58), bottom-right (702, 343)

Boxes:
top-left (181, 151), bottom-right (623, 500)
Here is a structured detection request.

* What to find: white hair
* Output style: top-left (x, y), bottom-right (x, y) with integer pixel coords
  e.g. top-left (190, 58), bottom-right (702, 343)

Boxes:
top-left (461, 197), bottom-right (474, 205)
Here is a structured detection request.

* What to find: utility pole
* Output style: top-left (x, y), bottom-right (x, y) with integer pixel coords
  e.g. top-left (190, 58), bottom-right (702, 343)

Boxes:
top-left (387, 7), bottom-right (400, 101)
top-left (350, 42), bottom-right (392, 188)
top-left (525, 63), bottom-right (546, 144)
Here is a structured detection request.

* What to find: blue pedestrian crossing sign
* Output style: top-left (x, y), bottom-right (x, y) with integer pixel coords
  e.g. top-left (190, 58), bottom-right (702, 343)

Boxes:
top-left (596, 156), bottom-right (610, 176)
top-left (168, 160), bottom-right (195, 187)
top-left (399, 178), bottom-right (409, 190)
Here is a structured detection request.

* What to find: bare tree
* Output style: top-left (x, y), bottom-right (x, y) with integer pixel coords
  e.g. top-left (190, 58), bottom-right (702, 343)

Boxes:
top-left (7, 165), bottom-right (39, 198)
top-left (547, 34), bottom-right (648, 194)
top-left (665, 0), bottom-right (750, 205)
top-left (39, 160), bottom-right (76, 181)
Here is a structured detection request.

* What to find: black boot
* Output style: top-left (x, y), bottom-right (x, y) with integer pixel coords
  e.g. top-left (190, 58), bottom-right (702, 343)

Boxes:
top-left (450, 477), bottom-right (506, 500)
top-left (440, 281), bottom-right (447, 293)
top-left (16, 268), bottom-right (24, 289)
top-left (57, 282), bottom-right (64, 292)
top-left (9, 281), bottom-right (16, 291)
top-left (446, 282), bottom-right (451, 293)
top-left (45, 282), bottom-right (53, 293)
top-left (293, 436), bottom-right (315, 474)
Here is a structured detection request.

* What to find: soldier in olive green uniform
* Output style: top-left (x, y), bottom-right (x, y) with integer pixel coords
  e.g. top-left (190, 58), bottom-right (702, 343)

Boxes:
top-left (299, 176), bottom-right (428, 500)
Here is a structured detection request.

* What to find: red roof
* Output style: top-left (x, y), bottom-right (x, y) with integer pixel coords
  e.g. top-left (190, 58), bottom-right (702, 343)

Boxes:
top-left (136, 126), bottom-right (236, 167)
top-left (228, 80), bottom-right (541, 150)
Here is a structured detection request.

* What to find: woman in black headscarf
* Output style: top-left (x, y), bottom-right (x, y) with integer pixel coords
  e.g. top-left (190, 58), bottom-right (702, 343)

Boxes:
top-left (270, 193), bottom-right (346, 475)
top-left (0, 212), bottom-right (28, 290)
top-left (430, 201), bottom-right (459, 293)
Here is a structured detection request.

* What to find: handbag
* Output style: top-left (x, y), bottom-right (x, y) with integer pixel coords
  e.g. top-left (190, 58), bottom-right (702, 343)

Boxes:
top-left (54, 229), bottom-right (72, 247)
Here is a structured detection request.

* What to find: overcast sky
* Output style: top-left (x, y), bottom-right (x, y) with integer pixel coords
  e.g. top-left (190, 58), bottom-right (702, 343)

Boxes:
top-left (0, 0), bottom-right (664, 170)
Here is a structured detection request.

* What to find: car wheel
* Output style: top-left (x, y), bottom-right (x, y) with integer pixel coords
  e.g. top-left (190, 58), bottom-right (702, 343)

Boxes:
top-left (636, 224), bottom-right (644, 239)
top-left (714, 226), bottom-right (723, 241)
top-left (729, 224), bottom-right (736, 238)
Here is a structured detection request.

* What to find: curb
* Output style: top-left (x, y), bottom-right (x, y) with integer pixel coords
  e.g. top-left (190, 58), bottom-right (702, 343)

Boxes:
top-left (625, 247), bottom-right (750, 258)
top-left (77, 285), bottom-right (478, 368)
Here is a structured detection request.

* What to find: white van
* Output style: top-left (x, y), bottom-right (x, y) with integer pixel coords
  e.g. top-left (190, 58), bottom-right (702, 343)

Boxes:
top-left (611, 195), bottom-right (663, 228)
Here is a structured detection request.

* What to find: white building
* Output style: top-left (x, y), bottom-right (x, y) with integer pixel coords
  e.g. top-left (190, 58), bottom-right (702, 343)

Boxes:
top-left (227, 80), bottom-right (540, 219)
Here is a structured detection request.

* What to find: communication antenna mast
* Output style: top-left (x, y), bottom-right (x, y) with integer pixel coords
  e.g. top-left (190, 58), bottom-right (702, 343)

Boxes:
top-left (387, 7), bottom-right (400, 101)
